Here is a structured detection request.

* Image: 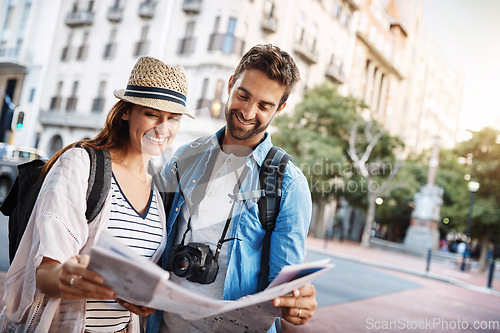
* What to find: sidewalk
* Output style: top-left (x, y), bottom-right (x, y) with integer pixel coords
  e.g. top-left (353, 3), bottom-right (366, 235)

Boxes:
top-left (1, 239), bottom-right (499, 332)
top-left (306, 237), bottom-right (500, 295)
top-left (289, 237), bottom-right (500, 332)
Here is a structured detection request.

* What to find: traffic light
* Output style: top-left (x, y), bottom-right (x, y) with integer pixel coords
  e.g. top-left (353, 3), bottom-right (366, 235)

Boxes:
top-left (11, 107), bottom-right (25, 131)
top-left (15, 111), bottom-right (24, 130)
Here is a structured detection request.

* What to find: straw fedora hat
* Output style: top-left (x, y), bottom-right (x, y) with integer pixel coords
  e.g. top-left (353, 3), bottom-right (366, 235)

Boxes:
top-left (114, 56), bottom-right (194, 118)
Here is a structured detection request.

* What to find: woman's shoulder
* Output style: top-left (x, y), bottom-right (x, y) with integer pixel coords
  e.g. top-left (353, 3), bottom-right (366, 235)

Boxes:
top-left (56, 146), bottom-right (92, 171)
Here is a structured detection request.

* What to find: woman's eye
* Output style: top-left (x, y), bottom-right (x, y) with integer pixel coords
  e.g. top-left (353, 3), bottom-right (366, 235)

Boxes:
top-left (146, 112), bottom-right (159, 118)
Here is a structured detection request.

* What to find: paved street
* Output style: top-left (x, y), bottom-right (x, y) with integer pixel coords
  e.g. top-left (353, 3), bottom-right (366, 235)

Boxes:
top-left (1, 216), bottom-right (499, 332)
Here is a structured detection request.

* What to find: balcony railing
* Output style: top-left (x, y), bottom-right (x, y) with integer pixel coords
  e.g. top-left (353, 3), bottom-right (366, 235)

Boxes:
top-left (182, 0), bottom-right (202, 14)
top-left (39, 110), bottom-right (104, 130)
top-left (293, 39), bottom-right (318, 64)
top-left (138, 2), bottom-right (155, 19)
top-left (261, 16), bottom-right (277, 33)
top-left (0, 47), bottom-right (19, 58)
top-left (107, 6), bottom-right (123, 22)
top-left (65, 10), bottom-right (94, 27)
top-left (207, 33), bottom-right (245, 56)
top-left (325, 63), bottom-right (345, 84)
top-left (177, 37), bottom-right (196, 55)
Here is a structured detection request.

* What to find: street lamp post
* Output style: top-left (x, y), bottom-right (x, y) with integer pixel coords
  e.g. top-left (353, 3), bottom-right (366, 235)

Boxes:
top-left (461, 180), bottom-right (480, 271)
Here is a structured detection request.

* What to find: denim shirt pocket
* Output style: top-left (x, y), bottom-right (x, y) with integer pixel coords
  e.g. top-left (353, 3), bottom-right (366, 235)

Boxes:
top-left (236, 200), bottom-right (266, 250)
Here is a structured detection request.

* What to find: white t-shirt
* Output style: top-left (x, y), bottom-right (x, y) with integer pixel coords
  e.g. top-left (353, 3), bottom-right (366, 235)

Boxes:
top-left (162, 151), bottom-right (247, 332)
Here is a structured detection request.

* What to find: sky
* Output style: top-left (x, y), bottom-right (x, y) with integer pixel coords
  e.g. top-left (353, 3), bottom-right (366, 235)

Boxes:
top-left (416, 0), bottom-right (500, 134)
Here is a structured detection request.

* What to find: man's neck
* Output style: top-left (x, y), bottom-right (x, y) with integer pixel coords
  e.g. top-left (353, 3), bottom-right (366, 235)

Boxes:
top-left (221, 131), bottom-right (262, 157)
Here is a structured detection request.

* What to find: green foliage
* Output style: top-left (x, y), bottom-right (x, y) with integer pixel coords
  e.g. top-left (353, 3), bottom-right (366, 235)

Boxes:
top-left (454, 127), bottom-right (500, 242)
top-left (273, 83), bottom-right (361, 200)
top-left (273, 82), bottom-right (403, 209)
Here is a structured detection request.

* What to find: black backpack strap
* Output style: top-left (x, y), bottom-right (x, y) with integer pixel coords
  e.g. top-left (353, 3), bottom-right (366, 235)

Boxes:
top-left (83, 147), bottom-right (112, 222)
top-left (258, 146), bottom-right (291, 291)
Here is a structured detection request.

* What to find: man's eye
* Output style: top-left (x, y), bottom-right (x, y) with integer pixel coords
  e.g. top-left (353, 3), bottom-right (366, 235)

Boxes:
top-left (238, 94), bottom-right (249, 100)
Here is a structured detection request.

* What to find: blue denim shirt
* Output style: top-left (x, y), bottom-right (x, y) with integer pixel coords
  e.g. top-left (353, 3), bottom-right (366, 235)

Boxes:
top-left (146, 127), bottom-right (312, 332)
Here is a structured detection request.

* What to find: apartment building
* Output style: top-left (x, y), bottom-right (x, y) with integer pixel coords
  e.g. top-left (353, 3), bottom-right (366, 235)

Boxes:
top-left (0, 0), bottom-right (62, 147)
top-left (0, 0), bottom-right (463, 157)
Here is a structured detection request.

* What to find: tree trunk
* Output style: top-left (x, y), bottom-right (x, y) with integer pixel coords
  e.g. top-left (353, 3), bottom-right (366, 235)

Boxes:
top-left (479, 230), bottom-right (491, 272)
top-left (361, 191), bottom-right (376, 247)
top-left (312, 199), bottom-right (327, 238)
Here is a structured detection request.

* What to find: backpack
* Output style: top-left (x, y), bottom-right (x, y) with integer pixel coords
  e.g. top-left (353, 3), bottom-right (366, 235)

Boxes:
top-left (173, 137), bottom-right (291, 291)
top-left (0, 147), bottom-right (111, 263)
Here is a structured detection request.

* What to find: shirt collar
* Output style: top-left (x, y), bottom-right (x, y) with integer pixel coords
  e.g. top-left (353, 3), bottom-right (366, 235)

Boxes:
top-left (212, 126), bottom-right (273, 167)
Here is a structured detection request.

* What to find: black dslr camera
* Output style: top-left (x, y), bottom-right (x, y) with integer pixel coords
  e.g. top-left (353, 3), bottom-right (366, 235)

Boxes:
top-left (166, 242), bottom-right (219, 284)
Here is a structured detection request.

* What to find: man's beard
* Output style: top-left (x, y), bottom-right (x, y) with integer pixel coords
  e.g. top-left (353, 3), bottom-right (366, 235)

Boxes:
top-left (225, 105), bottom-right (271, 141)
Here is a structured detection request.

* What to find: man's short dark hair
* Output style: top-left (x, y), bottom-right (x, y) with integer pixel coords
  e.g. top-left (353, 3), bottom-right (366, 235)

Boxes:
top-left (233, 44), bottom-right (300, 108)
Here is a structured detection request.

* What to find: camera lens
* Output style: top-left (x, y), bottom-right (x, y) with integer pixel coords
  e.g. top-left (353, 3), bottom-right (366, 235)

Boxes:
top-left (176, 256), bottom-right (189, 272)
top-left (172, 252), bottom-right (200, 278)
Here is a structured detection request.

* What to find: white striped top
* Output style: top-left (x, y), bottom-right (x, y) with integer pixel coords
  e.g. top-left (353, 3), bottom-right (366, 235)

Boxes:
top-left (85, 174), bottom-right (162, 332)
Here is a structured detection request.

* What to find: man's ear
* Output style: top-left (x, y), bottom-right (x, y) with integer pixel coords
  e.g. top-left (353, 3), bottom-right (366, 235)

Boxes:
top-left (274, 102), bottom-right (286, 118)
top-left (227, 75), bottom-right (234, 94)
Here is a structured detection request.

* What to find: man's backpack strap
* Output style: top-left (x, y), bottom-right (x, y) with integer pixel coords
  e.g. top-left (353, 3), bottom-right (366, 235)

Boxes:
top-left (258, 146), bottom-right (292, 291)
top-left (84, 147), bottom-right (111, 222)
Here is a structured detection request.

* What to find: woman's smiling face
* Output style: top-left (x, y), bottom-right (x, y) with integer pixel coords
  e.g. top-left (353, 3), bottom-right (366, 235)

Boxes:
top-left (122, 104), bottom-right (182, 156)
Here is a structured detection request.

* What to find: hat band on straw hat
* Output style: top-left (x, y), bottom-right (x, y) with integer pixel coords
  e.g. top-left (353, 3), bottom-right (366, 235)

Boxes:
top-left (124, 84), bottom-right (186, 107)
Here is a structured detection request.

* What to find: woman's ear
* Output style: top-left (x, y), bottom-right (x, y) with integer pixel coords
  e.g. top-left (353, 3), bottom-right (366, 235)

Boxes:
top-left (122, 110), bottom-right (129, 121)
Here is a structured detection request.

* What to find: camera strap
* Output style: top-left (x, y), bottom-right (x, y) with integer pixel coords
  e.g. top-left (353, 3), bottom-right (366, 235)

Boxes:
top-left (213, 164), bottom-right (250, 262)
top-left (174, 159), bottom-right (251, 264)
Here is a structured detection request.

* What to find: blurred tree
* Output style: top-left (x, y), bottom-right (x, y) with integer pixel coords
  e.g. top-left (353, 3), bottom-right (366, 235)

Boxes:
top-left (348, 120), bottom-right (404, 247)
top-left (273, 83), bottom-right (404, 242)
top-left (273, 83), bottom-right (360, 237)
top-left (454, 127), bottom-right (500, 270)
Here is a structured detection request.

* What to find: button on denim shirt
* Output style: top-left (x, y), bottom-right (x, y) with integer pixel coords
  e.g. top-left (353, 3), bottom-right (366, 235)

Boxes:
top-left (146, 128), bottom-right (312, 332)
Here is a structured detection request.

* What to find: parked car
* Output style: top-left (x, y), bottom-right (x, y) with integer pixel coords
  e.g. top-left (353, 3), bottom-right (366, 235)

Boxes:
top-left (0, 143), bottom-right (48, 203)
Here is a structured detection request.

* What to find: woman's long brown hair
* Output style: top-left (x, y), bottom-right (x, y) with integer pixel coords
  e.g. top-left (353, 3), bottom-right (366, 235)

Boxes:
top-left (42, 100), bottom-right (133, 176)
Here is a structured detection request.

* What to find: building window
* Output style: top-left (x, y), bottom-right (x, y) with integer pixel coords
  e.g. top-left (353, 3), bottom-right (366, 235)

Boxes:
top-left (213, 16), bottom-right (220, 33)
top-left (333, 1), bottom-right (342, 19)
top-left (92, 81), bottom-right (106, 112)
top-left (178, 21), bottom-right (196, 55)
top-left (222, 17), bottom-right (236, 54)
top-left (103, 28), bottom-right (117, 59)
top-left (19, 0), bottom-right (32, 36)
top-left (66, 81), bottom-right (79, 112)
top-left (50, 81), bottom-right (63, 111)
top-left (134, 25), bottom-right (149, 56)
top-left (295, 13), bottom-right (305, 44)
top-left (76, 31), bottom-right (89, 61)
top-left (196, 78), bottom-right (209, 112)
top-left (61, 32), bottom-right (73, 61)
top-left (4, 2), bottom-right (15, 29)
top-left (342, 8), bottom-right (351, 27)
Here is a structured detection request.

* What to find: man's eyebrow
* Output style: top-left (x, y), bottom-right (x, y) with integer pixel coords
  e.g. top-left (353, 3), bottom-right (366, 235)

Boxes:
top-left (237, 87), bottom-right (276, 107)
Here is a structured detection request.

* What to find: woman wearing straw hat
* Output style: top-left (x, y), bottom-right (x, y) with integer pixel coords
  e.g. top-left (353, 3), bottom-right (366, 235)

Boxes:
top-left (0, 56), bottom-right (193, 333)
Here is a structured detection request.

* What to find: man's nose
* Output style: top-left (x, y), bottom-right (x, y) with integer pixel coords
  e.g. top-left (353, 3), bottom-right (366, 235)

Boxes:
top-left (241, 103), bottom-right (257, 120)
